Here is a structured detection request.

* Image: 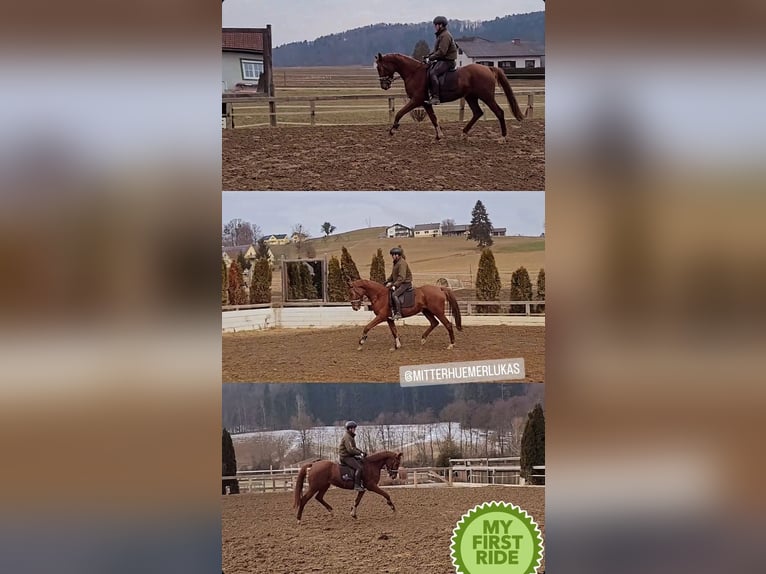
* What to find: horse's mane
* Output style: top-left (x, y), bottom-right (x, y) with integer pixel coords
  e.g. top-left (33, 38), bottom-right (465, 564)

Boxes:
top-left (381, 53), bottom-right (424, 67)
top-left (352, 278), bottom-right (385, 292)
top-left (365, 450), bottom-right (397, 463)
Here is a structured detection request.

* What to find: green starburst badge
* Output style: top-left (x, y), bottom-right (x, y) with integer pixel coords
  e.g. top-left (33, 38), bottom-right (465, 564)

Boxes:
top-left (450, 501), bottom-right (544, 574)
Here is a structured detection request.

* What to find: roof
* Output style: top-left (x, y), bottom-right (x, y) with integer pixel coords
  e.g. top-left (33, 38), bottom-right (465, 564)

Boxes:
top-left (456, 37), bottom-right (545, 58)
top-left (413, 223), bottom-right (441, 231)
top-left (223, 28), bottom-right (265, 53)
top-left (222, 244), bottom-right (253, 258)
top-left (443, 224), bottom-right (470, 232)
top-left (265, 233), bottom-right (288, 239)
top-left (492, 227), bottom-right (507, 233)
top-left (387, 223), bottom-right (412, 229)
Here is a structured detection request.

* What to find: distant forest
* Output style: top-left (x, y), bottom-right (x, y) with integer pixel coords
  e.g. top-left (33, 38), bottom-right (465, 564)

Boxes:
top-left (222, 383), bottom-right (543, 432)
top-left (273, 11), bottom-right (545, 67)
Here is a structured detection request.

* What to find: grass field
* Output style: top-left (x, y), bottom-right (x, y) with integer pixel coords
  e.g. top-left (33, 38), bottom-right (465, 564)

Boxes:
top-left (231, 66), bottom-right (545, 127)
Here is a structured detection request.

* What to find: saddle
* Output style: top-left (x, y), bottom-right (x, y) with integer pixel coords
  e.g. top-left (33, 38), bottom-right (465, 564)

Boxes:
top-left (339, 462), bottom-right (363, 486)
top-left (393, 285), bottom-right (416, 309)
top-left (429, 62), bottom-right (459, 102)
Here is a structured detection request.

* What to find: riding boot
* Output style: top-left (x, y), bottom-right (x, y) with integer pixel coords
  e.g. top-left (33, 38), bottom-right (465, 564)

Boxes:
top-left (425, 73), bottom-right (441, 105)
top-left (391, 293), bottom-right (402, 320)
top-left (354, 469), bottom-right (365, 491)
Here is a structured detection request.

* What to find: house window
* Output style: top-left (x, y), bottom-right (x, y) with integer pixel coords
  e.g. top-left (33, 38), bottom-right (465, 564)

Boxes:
top-left (499, 61), bottom-right (516, 69)
top-left (525, 59), bottom-right (536, 69)
top-left (476, 61), bottom-right (494, 67)
top-left (241, 59), bottom-right (264, 81)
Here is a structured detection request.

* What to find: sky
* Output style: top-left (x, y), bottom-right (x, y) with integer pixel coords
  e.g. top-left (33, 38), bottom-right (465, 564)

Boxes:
top-left (222, 192), bottom-right (545, 237)
top-left (222, 0), bottom-right (545, 46)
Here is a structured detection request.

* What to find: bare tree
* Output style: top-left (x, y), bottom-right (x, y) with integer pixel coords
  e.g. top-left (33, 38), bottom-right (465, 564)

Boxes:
top-left (441, 218), bottom-right (456, 234)
top-left (292, 223), bottom-right (311, 257)
top-left (223, 219), bottom-right (261, 246)
top-left (290, 412), bottom-right (316, 460)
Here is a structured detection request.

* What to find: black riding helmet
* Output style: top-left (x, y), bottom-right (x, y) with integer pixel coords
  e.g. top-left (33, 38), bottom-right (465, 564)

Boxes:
top-left (345, 420), bottom-right (358, 430)
top-left (433, 16), bottom-right (448, 27)
top-left (390, 247), bottom-right (403, 256)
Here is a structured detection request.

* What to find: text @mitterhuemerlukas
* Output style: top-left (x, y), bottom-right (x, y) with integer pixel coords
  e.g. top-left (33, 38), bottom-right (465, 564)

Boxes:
top-left (400, 358), bottom-right (525, 386)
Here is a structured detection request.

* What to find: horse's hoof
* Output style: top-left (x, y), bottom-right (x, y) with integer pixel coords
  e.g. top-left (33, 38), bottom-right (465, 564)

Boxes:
top-left (421, 338), bottom-right (426, 345)
top-left (497, 136), bottom-right (508, 144)
top-left (447, 344), bottom-right (454, 350)
top-left (389, 347), bottom-right (397, 352)
top-left (357, 346), bottom-right (363, 351)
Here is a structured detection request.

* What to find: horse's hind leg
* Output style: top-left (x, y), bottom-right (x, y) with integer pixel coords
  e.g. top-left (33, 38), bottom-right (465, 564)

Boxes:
top-left (315, 486), bottom-right (334, 515)
top-left (435, 311), bottom-right (456, 349)
top-left (423, 105), bottom-right (444, 141)
top-left (296, 485), bottom-right (318, 522)
top-left (420, 310), bottom-right (440, 345)
top-left (461, 96), bottom-right (483, 138)
top-left (484, 97), bottom-right (508, 141)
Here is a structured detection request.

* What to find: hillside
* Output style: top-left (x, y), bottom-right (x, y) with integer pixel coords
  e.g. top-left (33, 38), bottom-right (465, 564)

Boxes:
top-left (269, 226), bottom-right (545, 286)
top-left (274, 11), bottom-right (545, 67)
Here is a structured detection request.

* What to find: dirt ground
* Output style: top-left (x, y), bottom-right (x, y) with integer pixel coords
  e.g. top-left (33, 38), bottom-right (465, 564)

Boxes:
top-left (222, 485), bottom-right (545, 574)
top-left (222, 325), bottom-right (544, 383)
top-left (222, 120), bottom-right (544, 191)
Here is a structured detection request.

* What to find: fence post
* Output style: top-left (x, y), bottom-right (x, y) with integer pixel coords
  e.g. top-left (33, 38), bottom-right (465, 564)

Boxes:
top-left (309, 100), bottom-right (316, 126)
top-left (388, 97), bottom-right (395, 123)
top-left (526, 302), bottom-right (530, 316)
top-left (525, 93), bottom-right (534, 118)
top-left (223, 102), bottom-right (234, 129)
top-left (413, 471), bottom-right (418, 487)
top-left (268, 99), bottom-right (277, 127)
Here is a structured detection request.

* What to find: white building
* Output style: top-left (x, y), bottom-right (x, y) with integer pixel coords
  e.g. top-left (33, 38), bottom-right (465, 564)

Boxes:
top-left (456, 37), bottom-right (545, 71)
top-left (413, 223), bottom-right (442, 238)
top-left (386, 223), bottom-right (413, 238)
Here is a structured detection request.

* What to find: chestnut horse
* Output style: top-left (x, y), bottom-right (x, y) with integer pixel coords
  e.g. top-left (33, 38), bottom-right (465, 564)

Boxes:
top-left (347, 279), bottom-right (462, 350)
top-left (293, 450), bottom-right (403, 522)
top-left (374, 52), bottom-right (525, 141)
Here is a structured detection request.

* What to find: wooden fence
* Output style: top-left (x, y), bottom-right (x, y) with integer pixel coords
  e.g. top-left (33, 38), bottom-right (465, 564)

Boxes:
top-left (222, 90), bottom-right (544, 129)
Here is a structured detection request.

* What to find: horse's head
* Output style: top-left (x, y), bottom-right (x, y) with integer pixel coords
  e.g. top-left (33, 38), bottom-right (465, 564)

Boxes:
top-left (347, 279), bottom-right (364, 311)
top-left (374, 53), bottom-right (395, 90)
top-left (385, 452), bottom-right (403, 480)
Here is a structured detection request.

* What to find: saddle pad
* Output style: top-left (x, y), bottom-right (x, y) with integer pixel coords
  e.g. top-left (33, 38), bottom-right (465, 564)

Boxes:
top-left (399, 286), bottom-right (416, 309)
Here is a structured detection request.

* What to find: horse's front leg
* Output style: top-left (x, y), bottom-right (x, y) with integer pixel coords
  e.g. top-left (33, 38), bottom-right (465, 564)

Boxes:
top-left (387, 319), bottom-right (401, 351)
top-left (423, 105), bottom-right (443, 141)
top-left (351, 490), bottom-right (365, 519)
top-left (367, 484), bottom-right (396, 513)
top-left (389, 99), bottom-right (420, 136)
top-left (357, 315), bottom-right (386, 351)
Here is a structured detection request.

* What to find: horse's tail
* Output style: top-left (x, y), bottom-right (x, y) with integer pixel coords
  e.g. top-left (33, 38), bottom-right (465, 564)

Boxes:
top-left (493, 67), bottom-right (525, 122)
top-left (442, 288), bottom-right (463, 331)
top-left (293, 463), bottom-right (310, 508)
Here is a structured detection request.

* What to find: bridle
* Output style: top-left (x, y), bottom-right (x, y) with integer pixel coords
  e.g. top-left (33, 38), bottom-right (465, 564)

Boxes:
top-left (376, 59), bottom-right (400, 90)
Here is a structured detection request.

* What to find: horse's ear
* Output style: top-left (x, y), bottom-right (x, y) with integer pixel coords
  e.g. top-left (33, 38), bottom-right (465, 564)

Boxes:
top-left (376, 52), bottom-right (382, 61)
top-left (397, 452), bottom-right (403, 460)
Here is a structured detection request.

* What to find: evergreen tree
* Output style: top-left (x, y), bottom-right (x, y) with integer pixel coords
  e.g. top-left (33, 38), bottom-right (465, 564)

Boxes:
top-left (222, 428), bottom-right (240, 494)
top-left (237, 250), bottom-right (250, 271)
top-left (255, 238), bottom-right (271, 259)
top-left (520, 404), bottom-right (545, 485)
top-left (412, 39), bottom-right (430, 61)
top-left (535, 268), bottom-right (545, 314)
top-left (249, 257), bottom-right (272, 304)
top-left (475, 248), bottom-right (502, 313)
top-left (370, 248), bottom-right (386, 284)
top-left (327, 255), bottom-right (347, 302)
top-left (340, 246), bottom-right (360, 282)
top-left (299, 262), bottom-right (318, 299)
top-left (321, 222), bottom-right (336, 237)
top-left (510, 266), bottom-right (533, 314)
top-left (227, 261), bottom-right (248, 305)
top-left (435, 437), bottom-right (463, 467)
top-left (221, 259), bottom-right (229, 305)
top-left (468, 200), bottom-right (494, 247)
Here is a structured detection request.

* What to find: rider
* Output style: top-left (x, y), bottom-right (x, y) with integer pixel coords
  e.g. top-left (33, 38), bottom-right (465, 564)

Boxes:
top-left (339, 421), bottom-right (366, 492)
top-left (425, 16), bottom-right (458, 106)
top-left (385, 247), bottom-right (413, 321)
